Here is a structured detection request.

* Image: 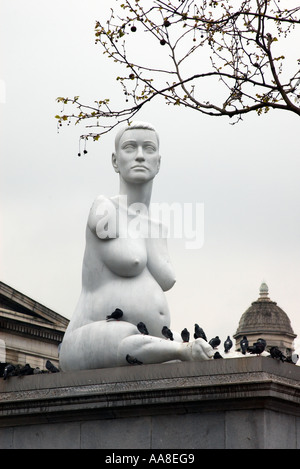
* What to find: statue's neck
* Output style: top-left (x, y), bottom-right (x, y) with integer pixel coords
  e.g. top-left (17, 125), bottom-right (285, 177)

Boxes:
top-left (119, 178), bottom-right (153, 209)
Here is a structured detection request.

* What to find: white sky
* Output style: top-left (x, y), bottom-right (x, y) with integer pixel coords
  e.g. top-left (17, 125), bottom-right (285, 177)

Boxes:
top-left (1, 0), bottom-right (300, 355)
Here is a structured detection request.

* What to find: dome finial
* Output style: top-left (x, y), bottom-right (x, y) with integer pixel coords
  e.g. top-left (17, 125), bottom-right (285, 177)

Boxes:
top-left (259, 281), bottom-right (269, 299)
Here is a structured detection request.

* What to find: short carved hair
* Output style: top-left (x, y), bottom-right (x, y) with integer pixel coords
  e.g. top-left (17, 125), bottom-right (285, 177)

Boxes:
top-left (114, 121), bottom-right (159, 152)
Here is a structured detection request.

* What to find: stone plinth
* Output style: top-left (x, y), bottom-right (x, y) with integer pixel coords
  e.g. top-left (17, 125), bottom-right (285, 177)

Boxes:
top-left (0, 357), bottom-right (300, 449)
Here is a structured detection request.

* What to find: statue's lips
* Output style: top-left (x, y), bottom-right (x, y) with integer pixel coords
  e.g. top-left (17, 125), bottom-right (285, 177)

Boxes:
top-left (131, 165), bottom-right (148, 170)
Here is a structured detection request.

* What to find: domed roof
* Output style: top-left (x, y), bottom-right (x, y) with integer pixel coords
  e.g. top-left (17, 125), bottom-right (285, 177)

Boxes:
top-left (234, 283), bottom-right (296, 338)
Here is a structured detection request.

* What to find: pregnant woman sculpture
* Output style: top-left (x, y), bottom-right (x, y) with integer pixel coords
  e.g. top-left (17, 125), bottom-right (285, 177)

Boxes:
top-left (59, 122), bottom-right (214, 371)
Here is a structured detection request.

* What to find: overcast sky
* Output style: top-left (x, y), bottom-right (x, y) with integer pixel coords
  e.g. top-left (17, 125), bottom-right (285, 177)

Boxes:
top-left (1, 0), bottom-right (300, 355)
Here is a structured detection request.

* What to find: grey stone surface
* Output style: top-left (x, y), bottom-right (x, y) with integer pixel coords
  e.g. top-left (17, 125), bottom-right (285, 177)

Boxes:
top-left (13, 422), bottom-right (80, 449)
top-left (151, 412), bottom-right (225, 449)
top-left (81, 417), bottom-right (152, 449)
top-left (0, 357), bottom-right (300, 449)
top-left (296, 416), bottom-right (300, 449)
top-left (225, 409), bottom-right (265, 449)
top-left (0, 426), bottom-right (13, 449)
top-left (264, 409), bottom-right (297, 449)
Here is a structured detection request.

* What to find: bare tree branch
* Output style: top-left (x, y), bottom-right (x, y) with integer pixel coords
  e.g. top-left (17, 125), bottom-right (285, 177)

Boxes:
top-left (56, 0), bottom-right (300, 150)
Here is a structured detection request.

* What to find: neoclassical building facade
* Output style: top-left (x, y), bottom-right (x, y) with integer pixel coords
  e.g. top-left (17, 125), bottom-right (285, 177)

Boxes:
top-left (0, 281), bottom-right (69, 369)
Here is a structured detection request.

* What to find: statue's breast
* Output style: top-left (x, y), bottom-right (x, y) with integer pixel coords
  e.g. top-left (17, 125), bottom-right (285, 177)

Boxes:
top-left (101, 236), bottom-right (147, 277)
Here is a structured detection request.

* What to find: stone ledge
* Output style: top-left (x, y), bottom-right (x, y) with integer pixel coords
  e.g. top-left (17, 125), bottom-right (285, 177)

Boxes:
top-left (0, 357), bottom-right (299, 428)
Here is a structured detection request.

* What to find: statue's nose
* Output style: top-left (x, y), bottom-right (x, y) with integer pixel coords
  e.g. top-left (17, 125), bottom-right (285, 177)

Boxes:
top-left (135, 145), bottom-right (145, 161)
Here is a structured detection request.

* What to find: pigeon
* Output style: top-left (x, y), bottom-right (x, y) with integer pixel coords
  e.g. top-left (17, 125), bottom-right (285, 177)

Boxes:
top-left (293, 353), bottom-right (299, 364)
top-left (285, 353), bottom-right (299, 365)
top-left (0, 363), bottom-right (5, 376)
top-left (18, 364), bottom-right (34, 376)
top-left (46, 360), bottom-right (60, 373)
top-left (126, 354), bottom-right (143, 365)
top-left (240, 336), bottom-right (248, 355)
top-left (269, 346), bottom-right (285, 362)
top-left (213, 351), bottom-right (223, 359)
top-left (247, 340), bottom-right (266, 355)
top-left (3, 364), bottom-right (16, 380)
top-left (106, 308), bottom-right (123, 321)
top-left (0, 362), bottom-right (8, 378)
top-left (162, 326), bottom-right (174, 341)
top-left (256, 338), bottom-right (267, 348)
top-left (224, 336), bottom-right (233, 353)
top-left (209, 336), bottom-right (221, 349)
top-left (181, 328), bottom-right (190, 343)
top-left (137, 322), bottom-right (149, 335)
top-left (194, 324), bottom-right (207, 341)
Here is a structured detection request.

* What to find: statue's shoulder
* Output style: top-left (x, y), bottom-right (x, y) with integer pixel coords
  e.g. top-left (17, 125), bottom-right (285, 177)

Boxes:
top-left (87, 195), bottom-right (116, 232)
top-left (90, 194), bottom-right (116, 211)
top-left (91, 194), bottom-right (112, 206)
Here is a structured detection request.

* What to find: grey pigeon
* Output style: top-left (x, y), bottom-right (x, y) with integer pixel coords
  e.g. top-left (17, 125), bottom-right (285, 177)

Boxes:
top-left (209, 336), bottom-right (221, 349)
top-left (240, 336), bottom-right (248, 355)
top-left (269, 346), bottom-right (285, 362)
top-left (18, 364), bottom-right (34, 376)
top-left (181, 328), bottom-right (190, 342)
top-left (3, 363), bottom-right (16, 380)
top-left (224, 336), bottom-right (233, 353)
top-left (257, 338), bottom-right (267, 348)
top-left (0, 362), bottom-right (7, 378)
top-left (162, 326), bottom-right (174, 341)
top-left (106, 308), bottom-right (123, 321)
top-left (46, 360), bottom-right (60, 373)
top-left (285, 353), bottom-right (299, 364)
top-left (213, 351), bottom-right (223, 359)
top-left (126, 354), bottom-right (143, 365)
top-left (194, 324), bottom-right (207, 341)
top-left (247, 340), bottom-right (265, 355)
top-left (137, 322), bottom-right (149, 335)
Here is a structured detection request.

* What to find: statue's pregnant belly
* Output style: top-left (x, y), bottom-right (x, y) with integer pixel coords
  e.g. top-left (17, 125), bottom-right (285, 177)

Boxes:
top-left (67, 230), bottom-right (171, 337)
top-left (81, 269), bottom-right (171, 338)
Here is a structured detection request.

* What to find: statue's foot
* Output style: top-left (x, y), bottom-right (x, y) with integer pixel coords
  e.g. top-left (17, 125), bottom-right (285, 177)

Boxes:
top-left (181, 338), bottom-right (214, 361)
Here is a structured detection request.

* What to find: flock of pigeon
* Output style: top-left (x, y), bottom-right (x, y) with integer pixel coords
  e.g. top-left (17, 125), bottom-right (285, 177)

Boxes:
top-left (238, 335), bottom-right (298, 364)
top-left (0, 359), bottom-right (60, 380)
top-left (1, 308), bottom-right (298, 377)
top-left (108, 308), bottom-right (299, 366)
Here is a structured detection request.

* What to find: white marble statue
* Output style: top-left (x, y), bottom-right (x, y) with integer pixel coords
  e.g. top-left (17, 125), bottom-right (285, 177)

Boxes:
top-left (59, 122), bottom-right (214, 371)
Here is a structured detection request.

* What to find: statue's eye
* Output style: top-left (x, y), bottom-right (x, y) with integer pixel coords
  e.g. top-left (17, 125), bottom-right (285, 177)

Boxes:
top-left (144, 145), bottom-right (156, 152)
top-left (123, 143), bottom-right (136, 151)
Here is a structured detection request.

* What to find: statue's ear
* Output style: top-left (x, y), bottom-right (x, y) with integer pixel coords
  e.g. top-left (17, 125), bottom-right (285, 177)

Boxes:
top-left (112, 152), bottom-right (119, 173)
top-left (157, 154), bottom-right (161, 173)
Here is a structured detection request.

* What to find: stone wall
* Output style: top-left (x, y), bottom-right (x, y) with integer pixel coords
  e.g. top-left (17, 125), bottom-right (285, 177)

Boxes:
top-left (0, 357), bottom-right (299, 449)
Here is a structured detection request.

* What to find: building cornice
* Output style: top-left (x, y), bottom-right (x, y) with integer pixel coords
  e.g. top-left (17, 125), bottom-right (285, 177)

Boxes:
top-left (0, 313), bottom-right (65, 344)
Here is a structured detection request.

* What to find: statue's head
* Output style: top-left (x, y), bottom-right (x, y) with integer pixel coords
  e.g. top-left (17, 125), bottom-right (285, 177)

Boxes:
top-left (112, 121), bottom-right (161, 184)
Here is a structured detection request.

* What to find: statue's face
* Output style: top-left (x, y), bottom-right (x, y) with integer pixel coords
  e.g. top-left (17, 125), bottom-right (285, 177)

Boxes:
top-left (113, 128), bottom-right (160, 183)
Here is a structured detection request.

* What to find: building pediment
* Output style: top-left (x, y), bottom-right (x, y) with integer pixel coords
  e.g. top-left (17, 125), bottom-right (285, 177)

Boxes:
top-left (0, 281), bottom-right (69, 368)
top-left (0, 281), bottom-right (69, 329)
